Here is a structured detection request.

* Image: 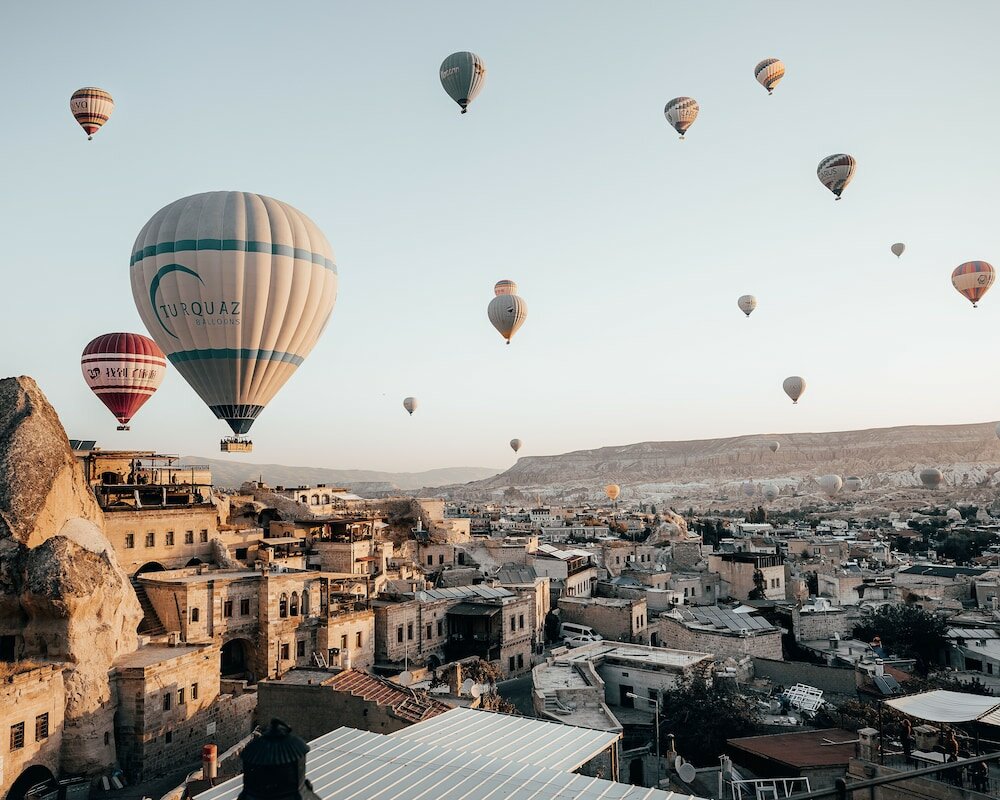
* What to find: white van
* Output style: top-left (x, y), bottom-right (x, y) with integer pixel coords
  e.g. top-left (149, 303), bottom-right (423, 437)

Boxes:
top-left (560, 622), bottom-right (603, 648)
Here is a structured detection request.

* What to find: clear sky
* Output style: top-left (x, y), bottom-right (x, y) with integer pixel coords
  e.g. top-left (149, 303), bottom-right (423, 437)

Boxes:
top-left (2, 1), bottom-right (999, 472)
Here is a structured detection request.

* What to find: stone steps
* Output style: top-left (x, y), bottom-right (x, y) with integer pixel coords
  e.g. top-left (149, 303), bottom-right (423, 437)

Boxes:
top-left (131, 578), bottom-right (167, 636)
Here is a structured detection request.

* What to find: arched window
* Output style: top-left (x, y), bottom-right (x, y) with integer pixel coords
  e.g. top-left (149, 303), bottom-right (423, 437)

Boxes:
top-left (300, 495), bottom-right (308, 503)
top-left (322, 494), bottom-right (330, 505)
top-left (279, 593), bottom-right (288, 618)
top-left (301, 587), bottom-right (310, 615)
top-left (191, 607), bottom-right (200, 622)
top-left (311, 494), bottom-right (319, 505)
top-left (290, 591), bottom-right (299, 616)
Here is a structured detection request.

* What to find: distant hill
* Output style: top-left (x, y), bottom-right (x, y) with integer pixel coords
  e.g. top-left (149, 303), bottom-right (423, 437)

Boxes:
top-left (179, 457), bottom-right (500, 492)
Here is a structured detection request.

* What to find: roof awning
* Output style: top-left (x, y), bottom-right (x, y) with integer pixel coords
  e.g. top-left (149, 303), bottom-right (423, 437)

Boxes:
top-left (884, 690), bottom-right (1000, 723)
top-left (446, 602), bottom-right (501, 618)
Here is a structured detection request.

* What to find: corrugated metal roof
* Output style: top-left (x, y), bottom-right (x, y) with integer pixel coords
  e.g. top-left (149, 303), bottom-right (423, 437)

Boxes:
top-left (885, 690), bottom-right (1000, 723)
top-left (391, 707), bottom-right (618, 772)
top-left (946, 628), bottom-right (1000, 640)
top-left (412, 585), bottom-right (513, 602)
top-left (194, 725), bottom-right (702, 800)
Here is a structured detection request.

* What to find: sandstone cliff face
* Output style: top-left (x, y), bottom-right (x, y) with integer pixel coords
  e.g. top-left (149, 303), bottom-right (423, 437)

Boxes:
top-left (0, 376), bottom-right (141, 777)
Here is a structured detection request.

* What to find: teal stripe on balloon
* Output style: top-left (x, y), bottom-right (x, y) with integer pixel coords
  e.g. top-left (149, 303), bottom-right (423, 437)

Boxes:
top-left (167, 348), bottom-right (304, 366)
top-left (130, 239), bottom-right (336, 272)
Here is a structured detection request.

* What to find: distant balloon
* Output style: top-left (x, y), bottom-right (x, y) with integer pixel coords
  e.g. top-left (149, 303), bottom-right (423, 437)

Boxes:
top-left (995, 422), bottom-right (1000, 440)
top-left (605, 484), bottom-right (621, 502)
top-left (664, 97), bottom-right (699, 139)
top-left (818, 474), bottom-right (843, 498)
top-left (754, 58), bottom-right (785, 94)
top-left (951, 261), bottom-right (995, 308)
top-left (843, 476), bottom-right (863, 492)
top-left (919, 467), bottom-right (943, 489)
top-left (742, 480), bottom-right (756, 498)
top-left (738, 295), bottom-right (757, 318)
top-left (817, 154), bottom-right (856, 200)
top-left (81, 333), bottom-right (166, 430)
top-left (70, 87), bottom-right (114, 140)
top-left (494, 280), bottom-right (518, 296)
top-left (891, 243), bottom-right (905, 258)
top-left (768, 441), bottom-right (780, 454)
top-left (403, 397), bottom-right (418, 416)
top-left (439, 51), bottom-right (487, 114)
top-left (762, 483), bottom-right (780, 502)
top-left (783, 376), bottom-right (806, 404)
top-left (487, 293), bottom-right (528, 344)
top-left (510, 438), bottom-right (522, 453)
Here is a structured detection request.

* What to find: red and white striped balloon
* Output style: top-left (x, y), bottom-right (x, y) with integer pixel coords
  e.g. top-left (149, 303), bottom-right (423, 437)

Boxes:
top-left (81, 333), bottom-right (166, 429)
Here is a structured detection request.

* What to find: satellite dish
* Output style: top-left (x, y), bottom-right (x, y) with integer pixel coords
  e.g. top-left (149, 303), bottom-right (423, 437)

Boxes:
top-left (470, 683), bottom-right (484, 698)
top-left (461, 678), bottom-right (474, 694)
top-left (399, 671), bottom-right (413, 686)
top-left (678, 762), bottom-right (697, 783)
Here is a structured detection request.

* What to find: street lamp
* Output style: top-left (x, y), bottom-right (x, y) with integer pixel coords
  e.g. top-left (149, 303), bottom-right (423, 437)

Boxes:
top-left (626, 691), bottom-right (661, 788)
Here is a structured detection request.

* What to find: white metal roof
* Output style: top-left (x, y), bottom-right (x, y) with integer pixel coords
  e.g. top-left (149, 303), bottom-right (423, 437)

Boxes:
top-left (411, 585), bottom-right (513, 602)
top-left (390, 707), bottom-right (618, 772)
top-left (885, 690), bottom-right (1000, 723)
top-left (193, 725), bottom-right (703, 800)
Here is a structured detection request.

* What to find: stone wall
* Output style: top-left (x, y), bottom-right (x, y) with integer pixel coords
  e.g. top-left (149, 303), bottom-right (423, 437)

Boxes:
top-left (788, 606), bottom-right (857, 642)
top-left (658, 616), bottom-right (783, 660)
top-left (102, 505), bottom-right (219, 576)
top-left (0, 666), bottom-right (65, 800)
top-left (751, 657), bottom-right (857, 698)
top-left (558, 597), bottom-right (648, 644)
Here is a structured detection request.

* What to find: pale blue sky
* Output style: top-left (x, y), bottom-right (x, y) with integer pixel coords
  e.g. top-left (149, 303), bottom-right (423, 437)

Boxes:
top-left (2, 2), bottom-right (999, 471)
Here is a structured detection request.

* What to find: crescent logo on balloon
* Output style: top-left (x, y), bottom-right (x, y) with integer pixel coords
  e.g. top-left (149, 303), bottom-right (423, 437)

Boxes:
top-left (149, 264), bottom-right (205, 338)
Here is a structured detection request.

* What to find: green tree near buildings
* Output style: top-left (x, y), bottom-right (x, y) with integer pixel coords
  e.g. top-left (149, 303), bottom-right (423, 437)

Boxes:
top-left (659, 676), bottom-right (761, 766)
top-left (853, 605), bottom-right (948, 674)
top-left (747, 568), bottom-right (767, 600)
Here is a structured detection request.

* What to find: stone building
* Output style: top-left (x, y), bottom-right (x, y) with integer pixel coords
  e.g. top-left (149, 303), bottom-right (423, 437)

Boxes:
top-left (708, 553), bottom-right (785, 600)
top-left (557, 596), bottom-right (649, 644)
top-left (530, 544), bottom-right (598, 605)
top-left (0, 665), bottom-right (66, 800)
top-left (495, 565), bottom-right (551, 649)
top-left (657, 606), bottom-right (783, 660)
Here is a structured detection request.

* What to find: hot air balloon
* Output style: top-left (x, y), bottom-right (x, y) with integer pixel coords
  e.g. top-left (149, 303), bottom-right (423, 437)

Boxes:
top-left (951, 261), bottom-right (995, 307)
top-left (70, 87), bottom-right (114, 140)
top-left (768, 441), bottom-right (780, 454)
top-left (919, 467), bottom-right (943, 489)
top-left (818, 474), bottom-right (843, 498)
top-left (738, 295), bottom-right (757, 317)
top-left (81, 333), bottom-right (166, 430)
top-left (754, 58), bottom-right (785, 94)
top-left (439, 52), bottom-right (486, 114)
top-left (742, 480), bottom-right (756, 498)
top-left (494, 280), bottom-right (517, 296)
top-left (510, 438), bottom-right (522, 453)
top-left (762, 483), bottom-right (780, 502)
top-left (130, 191), bottom-right (337, 453)
top-left (783, 376), bottom-right (806, 404)
top-left (817, 154), bottom-right (856, 200)
top-left (664, 97), bottom-right (699, 139)
top-left (995, 422), bottom-right (1000, 440)
top-left (488, 292), bottom-right (528, 344)
top-left (403, 397), bottom-right (418, 416)
top-left (843, 476), bottom-right (863, 492)
top-left (605, 484), bottom-right (621, 502)
top-left (891, 243), bottom-right (905, 258)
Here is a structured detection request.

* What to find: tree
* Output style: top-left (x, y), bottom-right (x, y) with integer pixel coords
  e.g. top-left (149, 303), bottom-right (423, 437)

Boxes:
top-left (853, 605), bottom-right (948, 674)
top-left (747, 568), bottom-right (767, 600)
top-left (659, 676), bottom-right (761, 766)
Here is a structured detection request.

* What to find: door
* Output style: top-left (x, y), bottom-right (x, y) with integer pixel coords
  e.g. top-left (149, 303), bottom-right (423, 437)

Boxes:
top-left (620, 684), bottom-right (634, 708)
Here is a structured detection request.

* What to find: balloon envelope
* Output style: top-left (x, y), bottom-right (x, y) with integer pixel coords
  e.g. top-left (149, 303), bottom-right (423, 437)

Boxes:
top-left (738, 295), bottom-right (757, 317)
top-left (742, 480), bottom-right (756, 498)
top-left (130, 191), bottom-right (337, 435)
top-left (494, 280), bottom-right (518, 296)
top-left (664, 97), bottom-right (699, 138)
top-left (488, 294), bottom-right (528, 343)
top-left (82, 332), bottom-right (166, 427)
top-left (70, 87), bottom-right (114, 139)
top-left (440, 52), bottom-right (487, 113)
top-left (403, 397), bottom-right (418, 415)
top-left (818, 474), bottom-right (843, 498)
top-left (843, 476), bottom-right (863, 492)
top-left (891, 243), bottom-right (905, 257)
top-left (783, 376), bottom-right (806, 404)
top-left (754, 58), bottom-right (785, 94)
top-left (817, 154), bottom-right (856, 199)
top-left (762, 483), bottom-right (779, 502)
top-left (995, 422), bottom-right (1000, 440)
top-left (605, 484), bottom-right (621, 502)
top-left (510, 438), bottom-right (522, 453)
top-left (951, 261), bottom-right (995, 307)
top-left (768, 441), bottom-right (780, 453)
top-left (919, 468), bottom-right (943, 489)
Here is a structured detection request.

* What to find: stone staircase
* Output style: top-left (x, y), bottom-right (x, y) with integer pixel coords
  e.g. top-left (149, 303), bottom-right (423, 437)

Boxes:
top-left (131, 578), bottom-right (166, 636)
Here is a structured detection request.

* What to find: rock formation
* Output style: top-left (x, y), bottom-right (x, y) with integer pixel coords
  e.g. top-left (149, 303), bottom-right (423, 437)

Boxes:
top-left (0, 376), bottom-right (141, 776)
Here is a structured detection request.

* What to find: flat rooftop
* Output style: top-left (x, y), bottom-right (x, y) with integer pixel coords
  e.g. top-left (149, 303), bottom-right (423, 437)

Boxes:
top-left (727, 728), bottom-right (859, 768)
top-left (114, 644), bottom-right (213, 669)
top-left (564, 642), bottom-right (711, 669)
top-left (139, 567), bottom-right (312, 584)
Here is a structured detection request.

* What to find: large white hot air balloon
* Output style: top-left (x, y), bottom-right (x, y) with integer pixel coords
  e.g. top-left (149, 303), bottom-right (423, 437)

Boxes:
top-left (742, 480), bottom-right (756, 498)
top-left (130, 191), bottom-right (337, 450)
top-left (818, 474), bottom-right (843, 498)
top-left (510, 438), bottom-right (522, 453)
top-left (768, 441), bottom-right (780, 454)
top-left (843, 476), bottom-right (863, 492)
top-left (762, 483), bottom-right (780, 502)
top-left (738, 295), bottom-right (757, 318)
top-left (488, 290), bottom-right (528, 344)
top-left (783, 376), bottom-right (806, 404)
top-left (403, 397), bottom-right (418, 416)
top-left (919, 468), bottom-right (943, 489)
top-left (439, 52), bottom-right (487, 114)
top-left (817, 154), bottom-right (856, 200)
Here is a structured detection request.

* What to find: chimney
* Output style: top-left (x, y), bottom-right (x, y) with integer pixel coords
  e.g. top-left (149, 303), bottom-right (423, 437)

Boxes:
top-left (448, 662), bottom-right (463, 695)
top-left (829, 633), bottom-right (839, 651)
top-left (237, 719), bottom-right (319, 800)
top-left (874, 658), bottom-right (885, 677)
top-left (202, 744), bottom-right (218, 780)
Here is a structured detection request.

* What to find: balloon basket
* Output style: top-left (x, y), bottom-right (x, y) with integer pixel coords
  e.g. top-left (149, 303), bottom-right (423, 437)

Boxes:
top-left (116, 425), bottom-right (130, 431)
top-left (221, 438), bottom-right (253, 453)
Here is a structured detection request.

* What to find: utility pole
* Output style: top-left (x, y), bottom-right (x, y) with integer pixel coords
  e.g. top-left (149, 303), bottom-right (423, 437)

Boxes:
top-left (627, 691), bottom-right (661, 788)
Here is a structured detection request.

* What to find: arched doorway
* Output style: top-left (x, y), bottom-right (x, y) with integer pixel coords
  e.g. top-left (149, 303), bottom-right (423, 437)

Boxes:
top-left (221, 638), bottom-right (255, 680)
top-left (6, 765), bottom-right (55, 800)
top-left (134, 561), bottom-right (166, 576)
top-left (186, 558), bottom-right (203, 567)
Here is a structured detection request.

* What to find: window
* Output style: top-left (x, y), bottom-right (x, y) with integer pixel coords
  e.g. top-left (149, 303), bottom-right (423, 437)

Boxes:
top-left (104, 731), bottom-right (110, 746)
top-left (279, 594), bottom-right (288, 618)
top-left (165, 531), bottom-right (174, 546)
top-left (437, 620), bottom-right (443, 637)
top-left (163, 693), bottom-right (172, 711)
top-left (297, 640), bottom-right (306, 658)
top-left (322, 494), bottom-right (330, 504)
top-left (235, 548), bottom-right (248, 560)
top-left (508, 657), bottom-right (515, 672)
top-left (9, 722), bottom-right (24, 751)
top-left (407, 623), bottom-right (413, 641)
top-left (341, 634), bottom-right (348, 650)
top-left (280, 643), bottom-right (290, 660)
top-left (427, 555), bottom-right (433, 566)
top-left (165, 731), bottom-right (173, 744)
top-left (190, 608), bottom-right (200, 623)
top-left (124, 533), bottom-right (135, 549)
top-left (517, 654), bottom-right (524, 669)
top-left (177, 688), bottom-right (185, 705)
top-left (185, 531), bottom-right (194, 544)
top-left (356, 631), bottom-right (362, 648)
top-left (518, 614), bottom-right (525, 629)
top-left (223, 600), bottom-right (233, 618)
top-left (311, 495), bottom-right (319, 505)
top-left (192, 683), bottom-right (199, 700)
top-left (240, 598), bottom-right (250, 615)
top-left (301, 590), bottom-right (309, 614)
top-left (426, 624), bottom-right (433, 639)
top-left (200, 529), bottom-right (208, 543)
top-left (510, 616), bottom-right (516, 632)
top-left (290, 591), bottom-right (299, 616)
top-left (397, 626), bottom-right (403, 643)
top-left (300, 495), bottom-right (307, 503)
top-left (439, 554), bottom-right (444, 565)
top-left (145, 532), bottom-right (155, 547)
